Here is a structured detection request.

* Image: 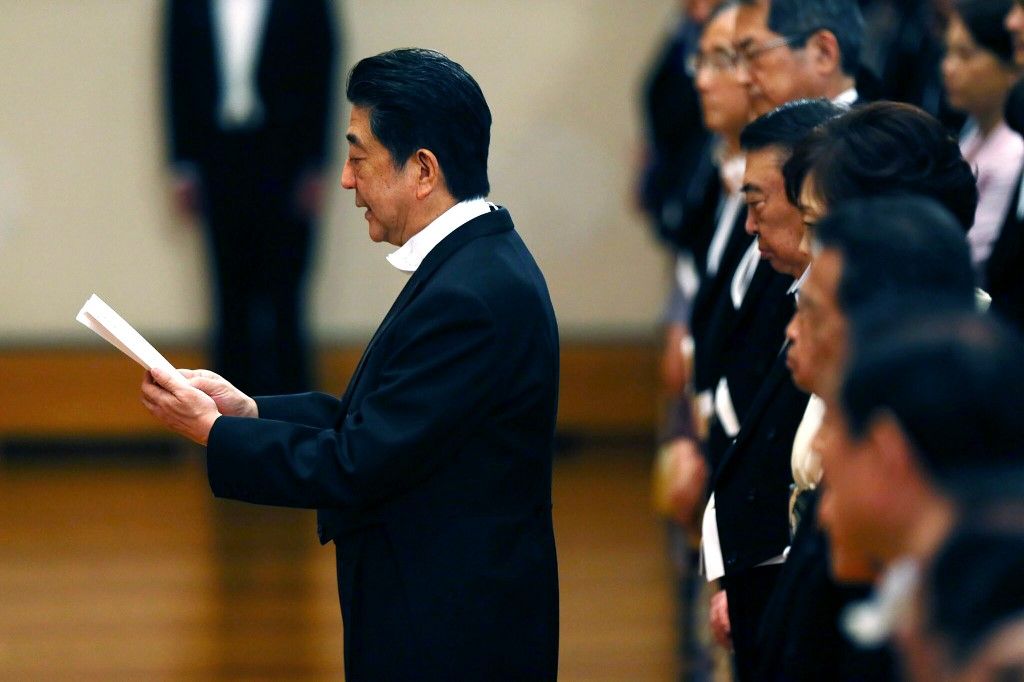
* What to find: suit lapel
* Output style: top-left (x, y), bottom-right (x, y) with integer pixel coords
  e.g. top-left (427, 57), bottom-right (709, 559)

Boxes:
top-left (727, 261), bottom-right (782, 336)
top-left (336, 208), bottom-right (514, 415)
top-left (711, 350), bottom-right (791, 487)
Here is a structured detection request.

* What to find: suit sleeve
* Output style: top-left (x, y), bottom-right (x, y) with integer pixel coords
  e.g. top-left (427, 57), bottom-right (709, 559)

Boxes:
top-left (254, 392), bottom-right (341, 428)
top-left (206, 287), bottom-right (503, 510)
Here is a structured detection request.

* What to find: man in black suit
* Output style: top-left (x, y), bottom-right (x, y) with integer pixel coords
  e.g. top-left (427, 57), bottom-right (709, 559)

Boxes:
top-left (733, 0), bottom-right (866, 118)
top-left (143, 48), bottom-right (559, 681)
top-left (699, 99), bottom-right (842, 682)
top-left (163, 0), bottom-right (337, 395)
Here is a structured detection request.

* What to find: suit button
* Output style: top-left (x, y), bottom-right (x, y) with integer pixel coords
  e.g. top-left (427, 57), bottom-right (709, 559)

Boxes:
top-left (766, 428), bottom-right (777, 441)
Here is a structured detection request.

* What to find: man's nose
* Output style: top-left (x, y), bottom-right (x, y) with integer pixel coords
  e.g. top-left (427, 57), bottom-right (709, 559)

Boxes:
top-left (734, 59), bottom-right (752, 85)
top-left (340, 160), bottom-right (355, 189)
top-left (785, 313), bottom-right (799, 344)
top-left (744, 212), bottom-right (758, 236)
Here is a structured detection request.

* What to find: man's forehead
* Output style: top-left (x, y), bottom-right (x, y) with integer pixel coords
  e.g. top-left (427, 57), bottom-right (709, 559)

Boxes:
top-left (745, 146), bottom-right (786, 178)
top-left (700, 19), bottom-right (735, 50)
top-left (345, 108), bottom-right (379, 150)
top-left (734, 3), bottom-right (774, 41)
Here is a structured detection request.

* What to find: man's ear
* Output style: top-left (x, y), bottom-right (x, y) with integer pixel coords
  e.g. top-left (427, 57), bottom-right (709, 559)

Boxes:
top-left (808, 29), bottom-right (842, 77)
top-left (867, 411), bottom-right (922, 485)
top-left (413, 148), bottom-right (442, 199)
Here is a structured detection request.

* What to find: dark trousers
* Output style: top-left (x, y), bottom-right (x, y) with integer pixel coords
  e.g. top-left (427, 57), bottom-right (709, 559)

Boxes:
top-left (722, 563), bottom-right (784, 682)
top-left (200, 132), bottom-right (316, 396)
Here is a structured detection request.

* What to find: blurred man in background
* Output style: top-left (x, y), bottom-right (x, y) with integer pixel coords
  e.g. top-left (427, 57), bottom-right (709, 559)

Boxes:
top-left (163, 0), bottom-right (338, 395)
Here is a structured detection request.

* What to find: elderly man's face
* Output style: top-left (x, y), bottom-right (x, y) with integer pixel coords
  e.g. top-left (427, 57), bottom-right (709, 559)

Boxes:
top-left (1006, 1), bottom-right (1024, 67)
top-left (786, 248), bottom-right (846, 397)
top-left (742, 146), bottom-right (809, 277)
top-left (341, 105), bottom-right (418, 246)
top-left (733, 2), bottom-right (812, 116)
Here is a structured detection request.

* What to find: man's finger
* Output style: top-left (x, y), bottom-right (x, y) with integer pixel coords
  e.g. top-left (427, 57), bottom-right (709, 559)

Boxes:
top-left (189, 379), bottom-right (215, 397)
top-left (150, 367), bottom-right (189, 393)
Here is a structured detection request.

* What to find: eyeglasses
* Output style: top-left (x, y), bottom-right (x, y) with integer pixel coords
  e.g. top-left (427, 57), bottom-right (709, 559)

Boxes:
top-left (734, 31), bottom-right (814, 71)
top-left (685, 49), bottom-right (739, 77)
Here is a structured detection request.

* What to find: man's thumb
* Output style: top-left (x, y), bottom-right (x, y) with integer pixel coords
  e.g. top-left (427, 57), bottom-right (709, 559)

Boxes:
top-left (150, 366), bottom-right (186, 392)
top-left (189, 377), bottom-right (218, 395)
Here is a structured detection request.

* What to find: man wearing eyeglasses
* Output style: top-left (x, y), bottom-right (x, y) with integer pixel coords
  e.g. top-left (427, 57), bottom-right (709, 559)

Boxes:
top-left (734, 0), bottom-right (864, 117)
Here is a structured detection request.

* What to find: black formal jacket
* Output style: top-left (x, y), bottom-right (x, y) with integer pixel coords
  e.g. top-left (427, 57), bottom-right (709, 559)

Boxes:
top-left (640, 19), bottom-right (711, 246)
top-left (689, 211), bottom-right (754, 396)
top-left (206, 209), bottom-right (560, 681)
top-left (755, 492), bottom-right (898, 681)
top-left (986, 169), bottom-right (1024, 334)
top-left (163, 0), bottom-right (337, 172)
top-left (712, 351), bottom-right (809, 575)
top-left (703, 264), bottom-right (796, 469)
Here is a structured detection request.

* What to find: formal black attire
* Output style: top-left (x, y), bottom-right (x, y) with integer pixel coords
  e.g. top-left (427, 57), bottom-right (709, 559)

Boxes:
top-left (986, 169), bottom-right (1024, 334)
top-left (712, 349), bottom-right (810, 682)
top-left (688, 203), bottom-right (754, 397)
top-left (702, 263), bottom-right (796, 469)
top-left (163, 0), bottom-right (337, 395)
top-left (205, 208), bottom-right (560, 681)
top-left (754, 492), bottom-right (898, 681)
top-left (640, 16), bottom-right (711, 247)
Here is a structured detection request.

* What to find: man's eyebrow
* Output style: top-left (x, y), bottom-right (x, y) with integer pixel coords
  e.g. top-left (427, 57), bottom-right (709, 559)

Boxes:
top-left (741, 183), bottom-right (763, 195)
top-left (346, 132), bottom-right (363, 147)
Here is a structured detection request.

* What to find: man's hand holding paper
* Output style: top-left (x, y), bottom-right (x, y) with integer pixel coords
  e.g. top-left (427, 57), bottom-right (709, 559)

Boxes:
top-left (179, 369), bottom-right (258, 419)
top-left (141, 368), bottom-right (259, 445)
top-left (141, 368), bottom-right (221, 446)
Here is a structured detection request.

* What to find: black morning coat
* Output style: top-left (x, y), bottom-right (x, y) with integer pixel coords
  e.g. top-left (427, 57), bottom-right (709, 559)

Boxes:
top-left (206, 208), bottom-right (560, 681)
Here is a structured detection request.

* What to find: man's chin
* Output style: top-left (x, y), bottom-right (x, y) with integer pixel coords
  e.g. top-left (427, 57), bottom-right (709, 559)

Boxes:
top-left (751, 97), bottom-right (776, 118)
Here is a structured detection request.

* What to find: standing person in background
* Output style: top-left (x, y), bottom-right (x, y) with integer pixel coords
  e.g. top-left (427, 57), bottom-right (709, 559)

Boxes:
top-left (163, 0), bottom-right (338, 396)
top-left (662, 0), bottom-right (753, 537)
top-left (638, 0), bottom-right (721, 253)
top-left (857, 0), bottom-right (964, 130)
top-left (942, 0), bottom-right (1023, 276)
top-left (733, 0), bottom-right (866, 118)
top-left (700, 99), bottom-right (844, 682)
top-left (656, 5), bottom-right (753, 679)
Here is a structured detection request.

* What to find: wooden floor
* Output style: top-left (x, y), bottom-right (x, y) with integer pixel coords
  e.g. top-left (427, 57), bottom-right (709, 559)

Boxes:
top-left (0, 443), bottom-right (677, 681)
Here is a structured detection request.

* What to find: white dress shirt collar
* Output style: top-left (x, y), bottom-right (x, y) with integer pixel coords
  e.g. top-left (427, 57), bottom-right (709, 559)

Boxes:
top-left (787, 265), bottom-right (811, 296)
top-left (833, 88), bottom-right (858, 108)
top-left (386, 197), bottom-right (493, 273)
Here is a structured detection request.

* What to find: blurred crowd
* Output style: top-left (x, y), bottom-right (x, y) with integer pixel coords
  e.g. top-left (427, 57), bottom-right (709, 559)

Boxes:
top-left (636, 1), bottom-right (1024, 680)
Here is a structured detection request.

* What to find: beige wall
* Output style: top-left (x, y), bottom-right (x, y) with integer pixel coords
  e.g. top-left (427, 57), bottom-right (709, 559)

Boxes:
top-left (0, 0), bottom-right (676, 345)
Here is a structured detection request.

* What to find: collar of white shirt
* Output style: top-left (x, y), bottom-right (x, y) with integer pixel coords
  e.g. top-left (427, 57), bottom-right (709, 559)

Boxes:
top-left (386, 197), bottom-right (494, 273)
top-left (833, 88), bottom-right (858, 107)
top-left (787, 265), bottom-right (811, 296)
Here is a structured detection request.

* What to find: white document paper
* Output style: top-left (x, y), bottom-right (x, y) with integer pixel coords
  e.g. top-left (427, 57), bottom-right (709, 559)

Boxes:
top-left (76, 294), bottom-right (178, 375)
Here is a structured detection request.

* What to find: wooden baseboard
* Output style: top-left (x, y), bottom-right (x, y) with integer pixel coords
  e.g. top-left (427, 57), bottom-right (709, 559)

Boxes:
top-left (0, 342), bottom-right (659, 438)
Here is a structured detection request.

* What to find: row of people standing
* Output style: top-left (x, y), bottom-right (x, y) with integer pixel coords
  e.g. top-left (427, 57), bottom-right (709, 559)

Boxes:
top-left (638, 0), bottom-right (1024, 680)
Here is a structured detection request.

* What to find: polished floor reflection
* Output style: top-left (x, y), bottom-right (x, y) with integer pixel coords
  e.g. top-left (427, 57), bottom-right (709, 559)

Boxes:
top-left (0, 443), bottom-right (675, 680)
